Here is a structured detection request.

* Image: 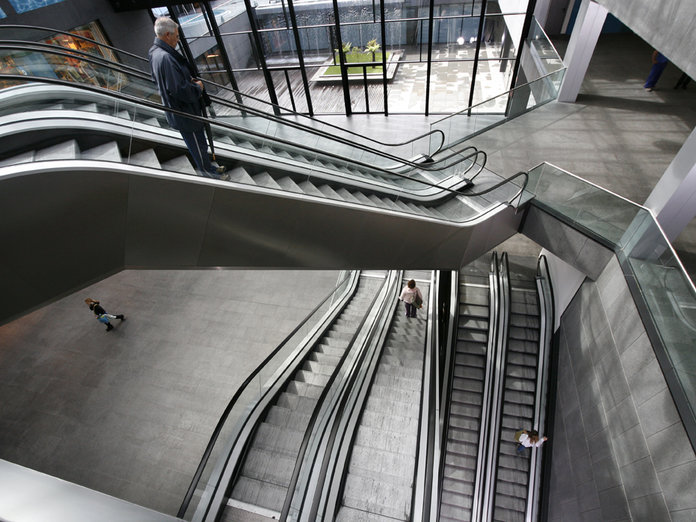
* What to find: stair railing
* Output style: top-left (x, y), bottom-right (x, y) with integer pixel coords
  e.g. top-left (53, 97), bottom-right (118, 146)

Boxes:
top-left (284, 271), bottom-right (399, 521)
top-left (479, 252), bottom-right (511, 521)
top-left (178, 271), bottom-right (359, 521)
top-left (0, 73), bottom-right (530, 215)
top-left (526, 254), bottom-right (555, 522)
top-left (0, 25), bottom-right (446, 157)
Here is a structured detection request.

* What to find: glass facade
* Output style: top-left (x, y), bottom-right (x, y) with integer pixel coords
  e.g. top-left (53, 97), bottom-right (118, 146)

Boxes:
top-left (159, 0), bottom-right (531, 116)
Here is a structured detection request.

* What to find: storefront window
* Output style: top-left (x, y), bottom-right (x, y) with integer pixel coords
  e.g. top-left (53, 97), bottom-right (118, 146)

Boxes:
top-left (0, 21), bottom-right (125, 91)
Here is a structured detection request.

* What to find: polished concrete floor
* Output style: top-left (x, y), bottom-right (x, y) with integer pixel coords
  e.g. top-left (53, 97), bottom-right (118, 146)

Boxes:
top-left (0, 30), bottom-right (695, 519)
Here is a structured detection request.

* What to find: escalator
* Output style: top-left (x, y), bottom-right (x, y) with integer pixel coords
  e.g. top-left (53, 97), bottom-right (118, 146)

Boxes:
top-left (439, 255), bottom-right (497, 521)
top-left (225, 273), bottom-right (384, 519)
top-left (0, 73), bottom-right (527, 324)
top-left (435, 253), bottom-right (550, 522)
top-left (491, 257), bottom-right (542, 522)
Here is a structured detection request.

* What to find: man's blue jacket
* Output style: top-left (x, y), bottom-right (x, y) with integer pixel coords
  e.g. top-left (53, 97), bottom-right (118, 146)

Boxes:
top-left (148, 38), bottom-right (204, 133)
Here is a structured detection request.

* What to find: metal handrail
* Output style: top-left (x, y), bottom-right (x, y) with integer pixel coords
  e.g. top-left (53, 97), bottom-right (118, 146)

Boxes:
top-left (471, 252), bottom-right (500, 521)
top-left (480, 252), bottom-right (510, 521)
top-left (279, 271), bottom-right (393, 521)
top-left (412, 270), bottom-right (439, 522)
top-left (0, 40), bottom-right (472, 188)
top-left (0, 72), bottom-right (470, 198)
top-left (176, 271), bottom-right (356, 518)
top-left (430, 269), bottom-right (459, 521)
top-left (0, 26), bottom-right (446, 155)
top-left (526, 254), bottom-right (554, 522)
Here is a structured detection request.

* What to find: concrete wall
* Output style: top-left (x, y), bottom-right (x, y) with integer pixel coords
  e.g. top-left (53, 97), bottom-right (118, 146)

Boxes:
top-left (547, 255), bottom-right (696, 521)
top-left (594, 0), bottom-right (695, 80)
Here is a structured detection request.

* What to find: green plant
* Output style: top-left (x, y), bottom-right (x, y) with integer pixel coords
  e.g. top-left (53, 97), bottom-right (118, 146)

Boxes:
top-left (365, 38), bottom-right (380, 61)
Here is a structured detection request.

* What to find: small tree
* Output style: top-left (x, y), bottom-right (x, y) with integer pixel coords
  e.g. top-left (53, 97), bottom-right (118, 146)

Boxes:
top-left (334, 42), bottom-right (352, 64)
top-left (365, 38), bottom-right (380, 61)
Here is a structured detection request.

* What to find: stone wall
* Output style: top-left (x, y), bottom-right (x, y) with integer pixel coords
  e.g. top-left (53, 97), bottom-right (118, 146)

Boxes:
top-left (547, 255), bottom-right (696, 521)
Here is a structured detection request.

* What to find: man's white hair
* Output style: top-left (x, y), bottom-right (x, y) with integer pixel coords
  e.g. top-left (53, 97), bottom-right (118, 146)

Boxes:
top-left (154, 16), bottom-right (179, 38)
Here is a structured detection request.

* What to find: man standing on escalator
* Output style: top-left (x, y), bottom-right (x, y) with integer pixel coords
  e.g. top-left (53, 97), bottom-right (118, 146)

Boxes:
top-left (148, 16), bottom-right (229, 180)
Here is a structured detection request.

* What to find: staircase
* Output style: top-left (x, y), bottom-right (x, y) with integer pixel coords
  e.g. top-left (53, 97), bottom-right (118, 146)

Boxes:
top-left (224, 274), bottom-right (383, 520)
top-left (336, 271), bottom-right (430, 522)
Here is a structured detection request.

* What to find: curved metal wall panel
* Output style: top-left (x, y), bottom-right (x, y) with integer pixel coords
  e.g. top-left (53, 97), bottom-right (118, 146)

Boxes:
top-left (0, 166), bottom-right (523, 323)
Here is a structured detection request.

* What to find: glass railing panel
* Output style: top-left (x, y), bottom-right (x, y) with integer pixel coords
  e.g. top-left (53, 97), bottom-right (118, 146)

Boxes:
top-left (180, 272), bottom-right (354, 520)
top-left (1, 73), bottom-right (518, 223)
top-left (526, 162), bottom-right (643, 245)
top-left (525, 161), bottom-right (696, 444)
top-left (527, 18), bottom-right (565, 76)
top-left (431, 68), bottom-right (565, 150)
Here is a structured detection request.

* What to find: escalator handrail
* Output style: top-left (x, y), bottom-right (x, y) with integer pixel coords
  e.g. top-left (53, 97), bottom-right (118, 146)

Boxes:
top-left (0, 41), bottom-right (458, 177)
top-left (526, 254), bottom-right (555, 522)
top-left (0, 27), bottom-right (446, 155)
top-left (480, 252), bottom-right (511, 522)
top-left (281, 271), bottom-right (398, 521)
top-left (0, 73), bottom-right (471, 199)
top-left (411, 270), bottom-right (439, 522)
top-left (470, 252), bottom-right (500, 521)
top-left (315, 271), bottom-right (421, 521)
top-left (430, 269), bottom-right (459, 521)
top-left (176, 271), bottom-right (357, 518)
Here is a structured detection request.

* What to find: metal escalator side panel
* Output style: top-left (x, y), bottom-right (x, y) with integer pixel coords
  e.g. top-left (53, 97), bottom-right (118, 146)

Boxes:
top-left (525, 255), bottom-right (555, 522)
top-left (190, 271), bottom-right (362, 522)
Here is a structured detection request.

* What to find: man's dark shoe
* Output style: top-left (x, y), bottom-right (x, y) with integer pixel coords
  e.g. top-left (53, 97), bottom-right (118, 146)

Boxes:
top-left (117, 315), bottom-right (125, 321)
top-left (106, 323), bottom-right (114, 331)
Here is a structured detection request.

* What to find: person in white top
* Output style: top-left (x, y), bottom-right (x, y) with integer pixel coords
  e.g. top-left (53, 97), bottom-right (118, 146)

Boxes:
top-left (399, 279), bottom-right (424, 318)
top-left (514, 429), bottom-right (547, 453)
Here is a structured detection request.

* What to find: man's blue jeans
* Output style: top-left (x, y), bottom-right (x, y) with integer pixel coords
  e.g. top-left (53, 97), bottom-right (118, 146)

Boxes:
top-left (180, 128), bottom-right (217, 177)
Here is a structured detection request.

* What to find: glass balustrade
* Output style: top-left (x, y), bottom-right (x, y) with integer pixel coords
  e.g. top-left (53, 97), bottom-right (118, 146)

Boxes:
top-left (178, 271), bottom-right (355, 521)
top-left (430, 17), bottom-right (566, 150)
top-left (0, 74), bottom-right (522, 225)
top-left (526, 162), bottom-right (696, 433)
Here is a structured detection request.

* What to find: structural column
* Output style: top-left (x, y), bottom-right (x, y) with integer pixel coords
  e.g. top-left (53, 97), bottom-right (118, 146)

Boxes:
top-left (644, 127), bottom-right (696, 242)
top-left (556, 0), bottom-right (608, 103)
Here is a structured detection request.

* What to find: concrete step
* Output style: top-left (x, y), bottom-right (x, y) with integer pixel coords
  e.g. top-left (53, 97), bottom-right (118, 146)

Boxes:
top-left (128, 148), bottom-right (160, 169)
top-left (228, 166), bottom-right (255, 184)
top-left (252, 172), bottom-right (281, 189)
top-left (359, 409), bottom-right (419, 434)
top-left (161, 155), bottom-right (196, 175)
top-left (302, 359), bottom-right (337, 376)
top-left (276, 392), bottom-right (317, 415)
top-left (335, 506), bottom-right (396, 522)
top-left (230, 476), bottom-right (286, 513)
top-left (265, 405), bottom-right (311, 431)
top-left (240, 447), bottom-right (294, 488)
top-left (251, 422), bottom-right (303, 457)
top-left (293, 369), bottom-right (330, 388)
top-left (276, 175), bottom-right (304, 193)
top-left (82, 141), bottom-right (121, 162)
top-left (285, 380), bottom-right (324, 399)
top-left (353, 425), bottom-right (417, 456)
top-left (363, 395), bottom-right (420, 420)
top-left (36, 139), bottom-right (79, 161)
top-left (347, 446), bottom-right (415, 487)
top-left (342, 473), bottom-right (412, 521)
